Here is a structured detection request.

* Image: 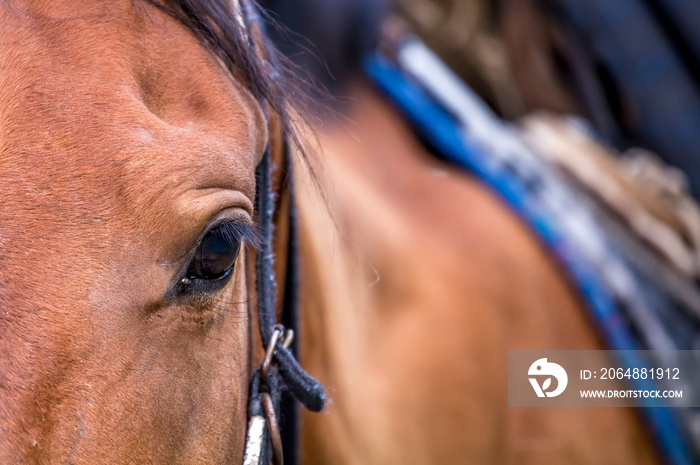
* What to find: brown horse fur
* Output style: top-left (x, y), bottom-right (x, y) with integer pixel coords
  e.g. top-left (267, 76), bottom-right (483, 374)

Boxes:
top-left (0, 1), bottom-right (270, 463)
top-left (295, 80), bottom-right (661, 464)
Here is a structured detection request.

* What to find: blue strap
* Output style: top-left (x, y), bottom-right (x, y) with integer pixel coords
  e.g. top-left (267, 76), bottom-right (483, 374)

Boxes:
top-left (364, 52), bottom-right (694, 465)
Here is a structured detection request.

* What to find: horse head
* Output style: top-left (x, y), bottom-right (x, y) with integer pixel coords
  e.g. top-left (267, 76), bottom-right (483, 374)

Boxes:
top-left (0, 1), bottom-right (320, 463)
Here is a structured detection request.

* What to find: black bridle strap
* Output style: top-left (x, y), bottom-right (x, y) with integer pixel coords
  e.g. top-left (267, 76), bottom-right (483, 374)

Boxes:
top-left (255, 143), bottom-right (325, 411)
top-left (248, 142), bottom-right (325, 464)
top-left (239, 3), bottom-right (324, 462)
top-left (279, 151), bottom-right (300, 465)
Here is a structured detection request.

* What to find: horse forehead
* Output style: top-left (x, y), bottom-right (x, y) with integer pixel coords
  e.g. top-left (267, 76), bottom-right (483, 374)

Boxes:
top-left (0, 0), bottom-right (265, 205)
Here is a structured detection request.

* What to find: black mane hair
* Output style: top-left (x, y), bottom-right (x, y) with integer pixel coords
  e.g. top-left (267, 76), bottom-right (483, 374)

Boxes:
top-left (259, 0), bottom-right (389, 95)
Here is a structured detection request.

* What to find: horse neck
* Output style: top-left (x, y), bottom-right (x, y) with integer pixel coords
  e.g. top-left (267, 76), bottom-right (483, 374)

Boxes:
top-left (293, 80), bottom-right (504, 463)
top-left (292, 79), bottom-right (659, 464)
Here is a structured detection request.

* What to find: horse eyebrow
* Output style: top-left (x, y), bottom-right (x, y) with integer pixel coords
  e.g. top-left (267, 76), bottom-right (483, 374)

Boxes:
top-left (143, 1), bottom-right (290, 133)
top-left (143, 0), bottom-right (316, 177)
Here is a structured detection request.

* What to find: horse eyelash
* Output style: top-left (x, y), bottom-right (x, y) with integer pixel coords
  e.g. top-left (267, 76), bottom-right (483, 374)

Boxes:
top-left (209, 220), bottom-right (262, 251)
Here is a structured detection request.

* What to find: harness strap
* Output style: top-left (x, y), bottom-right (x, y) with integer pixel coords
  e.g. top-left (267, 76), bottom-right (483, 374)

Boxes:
top-left (236, 3), bottom-right (324, 463)
top-left (254, 136), bottom-right (325, 405)
top-left (244, 140), bottom-right (325, 465)
top-left (279, 152), bottom-right (301, 465)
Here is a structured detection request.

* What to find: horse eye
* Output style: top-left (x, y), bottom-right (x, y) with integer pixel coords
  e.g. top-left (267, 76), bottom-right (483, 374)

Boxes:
top-left (187, 225), bottom-right (241, 280)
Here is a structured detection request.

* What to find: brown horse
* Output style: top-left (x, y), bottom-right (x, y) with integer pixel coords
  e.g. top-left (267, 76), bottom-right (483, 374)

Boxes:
top-left (0, 0), bottom-right (301, 463)
top-left (0, 1), bottom-right (668, 465)
top-left (293, 81), bottom-right (660, 465)
top-left (258, 2), bottom-right (665, 464)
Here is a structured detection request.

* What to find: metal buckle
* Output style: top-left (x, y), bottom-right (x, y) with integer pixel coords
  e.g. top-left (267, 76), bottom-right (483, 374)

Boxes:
top-left (243, 324), bottom-right (295, 465)
top-left (261, 324), bottom-right (294, 384)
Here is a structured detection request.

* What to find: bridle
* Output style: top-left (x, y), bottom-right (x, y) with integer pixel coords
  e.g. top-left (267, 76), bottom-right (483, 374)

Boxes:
top-left (243, 131), bottom-right (325, 465)
top-left (241, 6), bottom-right (325, 464)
